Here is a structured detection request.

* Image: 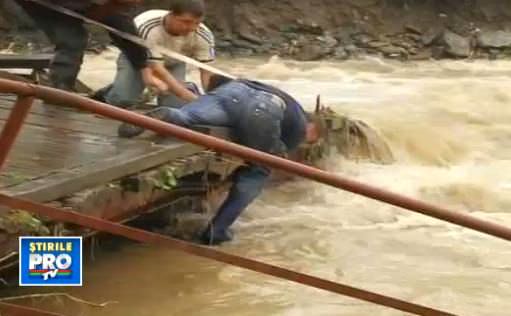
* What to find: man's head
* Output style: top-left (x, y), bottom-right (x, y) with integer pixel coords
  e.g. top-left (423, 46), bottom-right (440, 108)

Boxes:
top-left (206, 74), bottom-right (234, 92)
top-left (164, 0), bottom-right (206, 36)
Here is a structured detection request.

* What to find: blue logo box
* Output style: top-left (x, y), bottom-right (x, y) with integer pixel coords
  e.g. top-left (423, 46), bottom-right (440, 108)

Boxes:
top-left (19, 236), bottom-right (82, 286)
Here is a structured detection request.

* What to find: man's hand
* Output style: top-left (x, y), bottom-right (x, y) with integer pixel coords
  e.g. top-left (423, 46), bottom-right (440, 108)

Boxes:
top-left (148, 63), bottom-right (198, 103)
top-left (141, 66), bottom-right (169, 94)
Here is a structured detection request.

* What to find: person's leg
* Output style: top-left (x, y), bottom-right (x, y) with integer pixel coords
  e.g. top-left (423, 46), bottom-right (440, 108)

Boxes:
top-left (49, 18), bottom-right (88, 91)
top-left (103, 53), bottom-right (146, 108)
top-left (157, 62), bottom-right (188, 108)
top-left (201, 165), bottom-right (271, 245)
top-left (117, 94), bottom-right (230, 137)
top-left (16, 0), bottom-right (88, 91)
top-left (200, 93), bottom-right (286, 245)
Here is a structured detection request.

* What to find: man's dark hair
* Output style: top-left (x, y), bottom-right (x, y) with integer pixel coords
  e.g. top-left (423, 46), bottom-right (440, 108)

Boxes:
top-left (170, 0), bottom-right (206, 17)
top-left (207, 74), bottom-right (234, 92)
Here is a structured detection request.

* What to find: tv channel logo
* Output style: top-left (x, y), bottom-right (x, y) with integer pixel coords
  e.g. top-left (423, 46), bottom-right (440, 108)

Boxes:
top-left (19, 236), bottom-right (82, 286)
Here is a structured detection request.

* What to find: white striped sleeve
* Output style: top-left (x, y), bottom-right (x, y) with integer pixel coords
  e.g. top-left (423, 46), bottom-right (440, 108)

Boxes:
top-left (137, 18), bottom-right (164, 62)
top-left (194, 24), bottom-right (216, 63)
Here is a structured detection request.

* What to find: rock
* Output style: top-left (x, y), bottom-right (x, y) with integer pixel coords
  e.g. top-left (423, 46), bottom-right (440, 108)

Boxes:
top-left (432, 45), bottom-right (446, 59)
top-left (294, 44), bottom-right (331, 61)
top-left (489, 49), bottom-right (499, 60)
top-left (379, 45), bottom-right (407, 57)
top-left (405, 25), bottom-right (422, 35)
top-left (231, 48), bottom-right (255, 57)
top-left (408, 49), bottom-right (433, 60)
top-left (216, 39), bottom-right (233, 49)
top-left (392, 40), bottom-right (415, 50)
top-left (344, 44), bottom-right (359, 54)
top-left (318, 34), bottom-right (338, 48)
top-left (232, 38), bottom-right (259, 50)
top-left (353, 33), bottom-right (374, 46)
top-left (238, 31), bottom-right (263, 45)
top-left (422, 28), bottom-right (442, 46)
top-left (333, 47), bottom-right (349, 60)
top-left (295, 19), bottom-right (323, 35)
top-left (366, 40), bottom-right (389, 49)
top-left (406, 33), bottom-right (422, 43)
top-left (442, 30), bottom-right (471, 57)
top-left (477, 30), bottom-right (511, 48)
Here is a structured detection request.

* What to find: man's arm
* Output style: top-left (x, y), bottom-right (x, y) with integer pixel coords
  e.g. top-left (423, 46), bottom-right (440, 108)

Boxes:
top-left (101, 11), bottom-right (149, 70)
top-left (149, 63), bottom-right (198, 102)
top-left (194, 24), bottom-right (216, 91)
top-left (200, 69), bottom-right (212, 91)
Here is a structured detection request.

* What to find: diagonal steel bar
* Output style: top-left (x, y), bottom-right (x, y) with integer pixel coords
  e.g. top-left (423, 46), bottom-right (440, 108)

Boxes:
top-left (0, 193), bottom-right (456, 316)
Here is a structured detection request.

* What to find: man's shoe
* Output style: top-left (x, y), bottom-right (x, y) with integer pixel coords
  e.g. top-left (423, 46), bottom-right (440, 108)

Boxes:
top-left (199, 228), bottom-right (234, 246)
top-left (117, 107), bottom-right (171, 138)
top-left (90, 85), bottom-right (111, 103)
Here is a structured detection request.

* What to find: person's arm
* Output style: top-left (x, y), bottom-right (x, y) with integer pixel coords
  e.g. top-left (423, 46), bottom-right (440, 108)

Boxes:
top-left (150, 63), bottom-right (198, 102)
top-left (200, 69), bottom-right (212, 91)
top-left (194, 24), bottom-right (216, 91)
top-left (101, 10), bottom-right (149, 71)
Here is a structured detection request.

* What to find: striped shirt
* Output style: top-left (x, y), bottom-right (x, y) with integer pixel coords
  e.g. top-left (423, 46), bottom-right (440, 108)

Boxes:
top-left (133, 9), bottom-right (215, 65)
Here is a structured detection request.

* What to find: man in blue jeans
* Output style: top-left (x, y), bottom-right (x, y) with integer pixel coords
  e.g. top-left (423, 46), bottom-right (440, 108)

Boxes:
top-left (118, 74), bottom-right (312, 245)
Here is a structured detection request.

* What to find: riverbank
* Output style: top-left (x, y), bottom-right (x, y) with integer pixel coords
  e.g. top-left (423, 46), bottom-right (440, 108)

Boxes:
top-left (3, 0), bottom-right (511, 61)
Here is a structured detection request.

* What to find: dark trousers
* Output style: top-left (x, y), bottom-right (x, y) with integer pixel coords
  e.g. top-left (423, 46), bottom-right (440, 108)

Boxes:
top-left (16, 0), bottom-right (146, 91)
top-left (143, 81), bottom-right (297, 243)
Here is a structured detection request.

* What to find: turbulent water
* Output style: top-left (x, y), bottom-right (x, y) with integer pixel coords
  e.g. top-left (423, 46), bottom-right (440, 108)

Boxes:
top-left (19, 50), bottom-right (511, 315)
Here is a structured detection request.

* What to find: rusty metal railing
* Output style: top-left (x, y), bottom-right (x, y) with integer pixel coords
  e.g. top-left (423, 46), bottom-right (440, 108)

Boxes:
top-left (1, 77), bottom-right (509, 315)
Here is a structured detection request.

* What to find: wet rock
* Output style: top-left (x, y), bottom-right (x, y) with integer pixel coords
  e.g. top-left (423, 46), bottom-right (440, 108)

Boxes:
top-left (422, 28), bottom-right (442, 46)
top-left (238, 31), bottom-right (263, 45)
top-left (379, 45), bottom-right (408, 58)
top-left (333, 47), bottom-right (349, 60)
top-left (231, 47), bottom-right (255, 57)
top-left (408, 49), bottom-right (433, 60)
top-left (353, 33), bottom-right (374, 46)
top-left (405, 25), bottom-right (422, 35)
top-left (477, 30), bottom-right (511, 48)
top-left (441, 30), bottom-right (470, 57)
top-left (318, 34), bottom-right (338, 48)
top-left (405, 33), bottom-right (422, 43)
top-left (232, 38), bottom-right (259, 50)
top-left (295, 19), bottom-right (323, 35)
top-left (432, 45), bottom-right (446, 59)
top-left (392, 40), bottom-right (415, 50)
top-left (294, 44), bottom-right (330, 61)
top-left (489, 49), bottom-right (499, 60)
top-left (215, 38), bottom-right (234, 49)
top-left (366, 40), bottom-right (389, 49)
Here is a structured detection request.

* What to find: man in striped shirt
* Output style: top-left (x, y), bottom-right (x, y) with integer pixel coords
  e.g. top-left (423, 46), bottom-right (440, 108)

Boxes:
top-left (95, 0), bottom-right (215, 108)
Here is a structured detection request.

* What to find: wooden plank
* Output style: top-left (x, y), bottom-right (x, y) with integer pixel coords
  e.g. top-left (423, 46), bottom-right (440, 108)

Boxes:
top-left (0, 54), bottom-right (52, 69)
top-left (0, 91), bottom-right (235, 202)
top-left (1, 141), bottom-right (203, 202)
top-left (0, 107), bottom-right (118, 137)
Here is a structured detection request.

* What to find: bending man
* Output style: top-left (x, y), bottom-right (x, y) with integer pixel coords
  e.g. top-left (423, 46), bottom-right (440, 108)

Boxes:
top-left (118, 74), bottom-right (315, 245)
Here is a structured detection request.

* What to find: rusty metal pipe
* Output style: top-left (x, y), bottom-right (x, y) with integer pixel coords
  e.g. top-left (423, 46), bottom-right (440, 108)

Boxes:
top-left (0, 78), bottom-right (510, 242)
top-left (0, 96), bottom-right (34, 172)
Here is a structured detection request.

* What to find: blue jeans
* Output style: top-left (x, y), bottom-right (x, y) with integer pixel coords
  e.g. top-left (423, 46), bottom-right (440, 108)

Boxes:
top-left (154, 81), bottom-right (293, 243)
top-left (103, 53), bottom-right (187, 108)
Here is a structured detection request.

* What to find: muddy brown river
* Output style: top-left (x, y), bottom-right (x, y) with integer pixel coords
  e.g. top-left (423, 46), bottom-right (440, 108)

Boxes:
top-left (9, 50), bottom-right (511, 315)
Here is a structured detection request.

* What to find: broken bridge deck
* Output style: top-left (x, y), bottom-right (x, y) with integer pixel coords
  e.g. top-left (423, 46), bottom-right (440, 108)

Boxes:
top-left (0, 94), bottom-right (222, 203)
